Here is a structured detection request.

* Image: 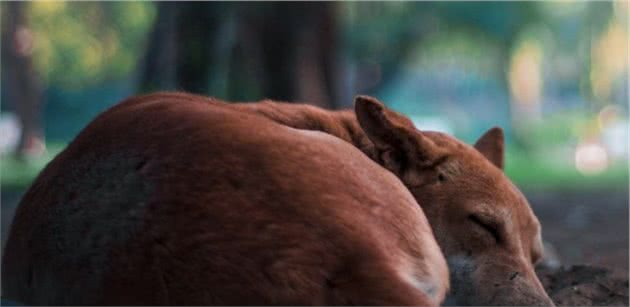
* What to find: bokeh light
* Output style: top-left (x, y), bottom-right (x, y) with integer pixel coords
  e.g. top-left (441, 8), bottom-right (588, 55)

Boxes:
top-left (575, 142), bottom-right (609, 175)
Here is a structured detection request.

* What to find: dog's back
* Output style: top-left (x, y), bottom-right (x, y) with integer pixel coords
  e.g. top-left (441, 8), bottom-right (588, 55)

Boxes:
top-left (2, 93), bottom-right (447, 305)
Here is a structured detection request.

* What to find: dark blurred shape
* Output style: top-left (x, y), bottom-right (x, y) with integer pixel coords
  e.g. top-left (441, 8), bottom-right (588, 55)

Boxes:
top-left (139, 2), bottom-right (213, 95)
top-left (139, 2), bottom-right (339, 108)
top-left (1, 2), bottom-right (46, 158)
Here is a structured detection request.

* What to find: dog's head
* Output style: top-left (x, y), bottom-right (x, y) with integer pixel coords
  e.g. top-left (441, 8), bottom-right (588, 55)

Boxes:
top-left (355, 96), bottom-right (554, 306)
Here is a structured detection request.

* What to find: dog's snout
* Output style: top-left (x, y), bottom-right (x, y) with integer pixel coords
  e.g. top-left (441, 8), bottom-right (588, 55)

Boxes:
top-left (488, 285), bottom-right (555, 306)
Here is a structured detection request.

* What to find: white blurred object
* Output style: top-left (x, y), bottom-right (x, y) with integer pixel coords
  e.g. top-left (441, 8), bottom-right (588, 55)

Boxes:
top-left (538, 241), bottom-right (562, 270)
top-left (409, 115), bottom-right (453, 134)
top-left (601, 120), bottom-right (628, 159)
top-left (0, 112), bottom-right (21, 156)
top-left (597, 105), bottom-right (628, 160)
top-left (575, 142), bottom-right (609, 175)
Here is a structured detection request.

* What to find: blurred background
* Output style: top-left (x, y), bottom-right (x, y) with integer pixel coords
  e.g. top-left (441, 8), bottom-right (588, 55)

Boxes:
top-left (1, 1), bottom-right (628, 272)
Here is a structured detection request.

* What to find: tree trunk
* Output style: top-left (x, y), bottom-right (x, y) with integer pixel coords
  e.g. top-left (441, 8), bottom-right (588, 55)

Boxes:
top-left (138, 2), bottom-right (179, 92)
top-left (139, 2), bottom-right (223, 94)
top-left (238, 2), bottom-right (340, 108)
top-left (139, 2), bottom-right (341, 108)
top-left (1, 1), bottom-right (46, 158)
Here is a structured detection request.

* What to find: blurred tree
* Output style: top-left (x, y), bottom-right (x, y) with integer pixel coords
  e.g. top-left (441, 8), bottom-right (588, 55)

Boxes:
top-left (139, 2), bottom-right (340, 108)
top-left (1, 2), bottom-right (154, 149)
top-left (1, 1), bottom-right (46, 158)
top-left (238, 2), bottom-right (340, 107)
top-left (138, 2), bottom-right (548, 110)
top-left (139, 2), bottom-right (216, 94)
top-left (343, 2), bottom-right (541, 96)
top-left (22, 2), bottom-right (155, 89)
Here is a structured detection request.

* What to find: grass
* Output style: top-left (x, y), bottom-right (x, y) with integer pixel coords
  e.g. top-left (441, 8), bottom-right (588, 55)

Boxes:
top-left (1, 143), bottom-right (66, 190)
top-left (1, 142), bottom-right (628, 192)
top-left (505, 147), bottom-right (628, 191)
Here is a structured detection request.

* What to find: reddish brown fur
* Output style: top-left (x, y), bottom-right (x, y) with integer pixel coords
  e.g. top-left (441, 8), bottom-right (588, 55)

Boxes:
top-left (2, 92), bottom-right (448, 305)
top-left (208, 93), bottom-right (553, 305)
top-left (233, 94), bottom-right (553, 305)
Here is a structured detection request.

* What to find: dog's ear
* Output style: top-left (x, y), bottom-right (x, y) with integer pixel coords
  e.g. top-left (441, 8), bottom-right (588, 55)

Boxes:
top-left (354, 95), bottom-right (440, 175)
top-left (474, 127), bottom-right (504, 170)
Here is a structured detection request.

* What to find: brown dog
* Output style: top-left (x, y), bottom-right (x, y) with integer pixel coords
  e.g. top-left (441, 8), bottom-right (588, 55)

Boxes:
top-left (236, 96), bottom-right (553, 305)
top-left (2, 92), bottom-right (448, 305)
top-left (234, 93), bottom-right (555, 305)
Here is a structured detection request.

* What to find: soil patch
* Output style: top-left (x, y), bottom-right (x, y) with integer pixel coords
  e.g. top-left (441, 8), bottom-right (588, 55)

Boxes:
top-left (537, 265), bottom-right (629, 306)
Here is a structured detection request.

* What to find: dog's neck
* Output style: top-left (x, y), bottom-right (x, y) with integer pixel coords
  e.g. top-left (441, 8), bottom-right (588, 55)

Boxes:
top-left (321, 110), bottom-right (379, 161)
top-left (235, 101), bottom-right (379, 162)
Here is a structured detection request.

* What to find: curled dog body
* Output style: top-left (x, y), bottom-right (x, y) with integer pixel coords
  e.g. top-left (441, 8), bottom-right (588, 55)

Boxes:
top-left (2, 93), bottom-right (447, 305)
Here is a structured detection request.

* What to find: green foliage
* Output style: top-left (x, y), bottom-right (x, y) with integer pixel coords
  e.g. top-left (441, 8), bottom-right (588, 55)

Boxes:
top-left (27, 2), bottom-right (156, 89)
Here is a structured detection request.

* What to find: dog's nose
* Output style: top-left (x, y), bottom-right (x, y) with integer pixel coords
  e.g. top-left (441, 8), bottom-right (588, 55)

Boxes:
top-left (542, 295), bottom-right (556, 306)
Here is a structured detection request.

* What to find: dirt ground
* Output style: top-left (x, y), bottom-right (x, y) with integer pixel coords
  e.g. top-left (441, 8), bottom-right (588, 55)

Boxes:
top-left (537, 265), bottom-right (628, 306)
top-left (527, 188), bottom-right (629, 306)
top-left (2, 187), bottom-right (628, 305)
top-left (527, 189), bottom-right (629, 271)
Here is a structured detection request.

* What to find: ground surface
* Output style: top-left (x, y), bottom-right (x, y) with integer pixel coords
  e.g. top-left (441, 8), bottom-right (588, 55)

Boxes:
top-left (527, 188), bottom-right (629, 272)
top-left (528, 188), bottom-right (629, 306)
top-left (1, 187), bottom-right (628, 305)
top-left (537, 265), bottom-right (629, 306)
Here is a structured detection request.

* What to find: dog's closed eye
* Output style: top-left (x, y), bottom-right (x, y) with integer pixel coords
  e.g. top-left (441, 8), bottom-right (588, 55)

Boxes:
top-left (468, 214), bottom-right (502, 244)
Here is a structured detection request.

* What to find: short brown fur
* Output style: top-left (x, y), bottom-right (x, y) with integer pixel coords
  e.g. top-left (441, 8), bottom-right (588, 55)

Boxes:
top-left (2, 92), bottom-right (448, 305)
top-left (228, 93), bottom-right (554, 305)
